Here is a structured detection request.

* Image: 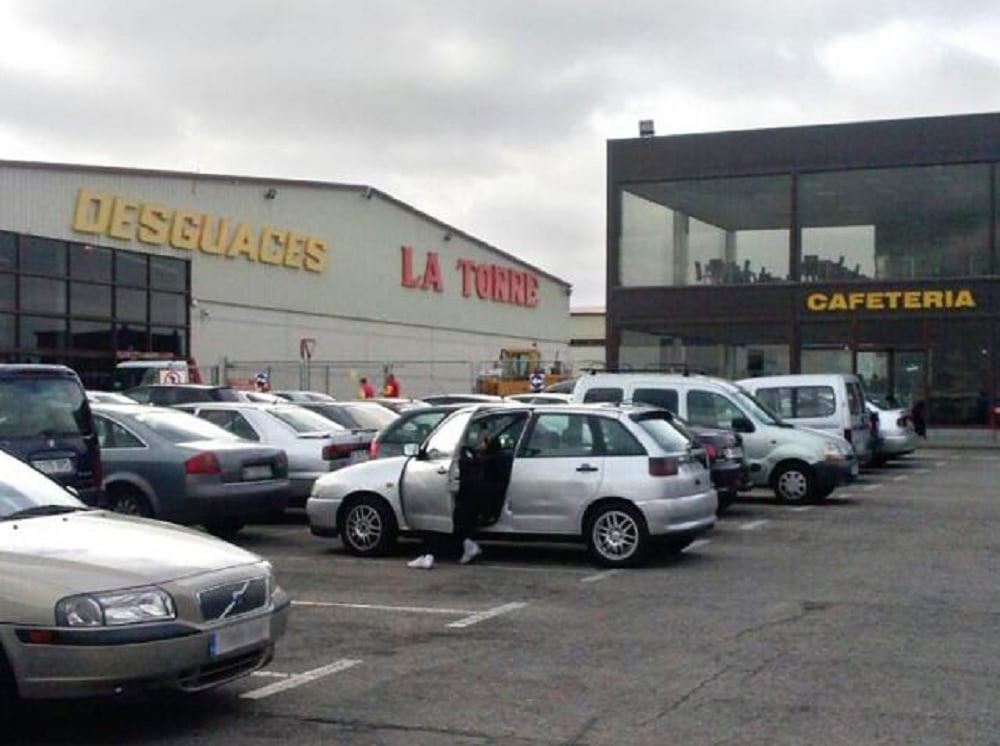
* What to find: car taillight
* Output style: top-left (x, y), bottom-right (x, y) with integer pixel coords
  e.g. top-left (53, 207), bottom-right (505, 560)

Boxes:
top-left (648, 457), bottom-right (679, 477)
top-left (323, 443), bottom-right (355, 460)
top-left (185, 452), bottom-right (222, 475)
top-left (369, 440), bottom-right (380, 459)
top-left (701, 442), bottom-right (718, 461)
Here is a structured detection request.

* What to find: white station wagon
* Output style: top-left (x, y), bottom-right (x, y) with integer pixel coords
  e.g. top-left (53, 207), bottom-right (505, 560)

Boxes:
top-left (307, 404), bottom-right (717, 567)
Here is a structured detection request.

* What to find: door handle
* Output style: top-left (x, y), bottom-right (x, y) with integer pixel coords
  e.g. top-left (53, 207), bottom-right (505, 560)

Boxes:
top-left (576, 464), bottom-right (599, 472)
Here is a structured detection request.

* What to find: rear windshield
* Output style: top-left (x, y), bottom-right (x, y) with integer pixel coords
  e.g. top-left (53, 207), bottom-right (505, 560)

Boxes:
top-left (341, 403), bottom-right (398, 430)
top-left (383, 411), bottom-right (452, 444)
top-left (132, 410), bottom-right (240, 444)
top-left (630, 412), bottom-right (692, 452)
top-left (268, 406), bottom-right (346, 434)
top-left (0, 377), bottom-right (91, 438)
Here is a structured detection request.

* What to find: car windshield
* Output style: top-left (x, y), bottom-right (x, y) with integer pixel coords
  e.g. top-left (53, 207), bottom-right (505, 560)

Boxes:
top-left (0, 377), bottom-right (91, 438)
top-left (731, 386), bottom-right (784, 425)
top-left (631, 412), bottom-right (693, 451)
top-left (423, 410), bottom-right (473, 459)
top-left (0, 453), bottom-right (85, 518)
top-left (267, 406), bottom-right (347, 433)
top-left (132, 410), bottom-right (240, 443)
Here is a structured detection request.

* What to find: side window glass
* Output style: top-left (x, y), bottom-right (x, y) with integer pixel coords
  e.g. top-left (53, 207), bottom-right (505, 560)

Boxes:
top-left (94, 416), bottom-right (110, 448)
top-left (687, 390), bottom-right (743, 429)
top-left (582, 387), bottom-right (623, 404)
top-left (199, 409), bottom-right (231, 430)
top-left (95, 416), bottom-right (143, 448)
top-left (465, 413), bottom-right (528, 454)
top-left (796, 386), bottom-right (835, 417)
top-left (847, 382), bottom-right (864, 416)
top-left (633, 388), bottom-right (678, 412)
top-left (522, 413), bottom-right (593, 457)
top-left (230, 413), bottom-right (260, 441)
top-left (595, 417), bottom-right (645, 456)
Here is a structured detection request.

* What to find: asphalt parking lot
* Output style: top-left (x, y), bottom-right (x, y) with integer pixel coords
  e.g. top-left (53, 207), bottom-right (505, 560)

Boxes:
top-left (7, 448), bottom-right (1000, 745)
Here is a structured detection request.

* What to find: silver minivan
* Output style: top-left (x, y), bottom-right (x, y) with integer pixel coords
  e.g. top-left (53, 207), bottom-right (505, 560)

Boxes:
top-left (308, 404), bottom-right (718, 567)
top-left (736, 374), bottom-right (874, 465)
top-left (571, 373), bottom-right (858, 502)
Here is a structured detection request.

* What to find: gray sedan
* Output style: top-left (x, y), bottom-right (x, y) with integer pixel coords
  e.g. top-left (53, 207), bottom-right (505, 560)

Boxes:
top-left (92, 404), bottom-right (290, 538)
top-left (176, 402), bottom-right (371, 507)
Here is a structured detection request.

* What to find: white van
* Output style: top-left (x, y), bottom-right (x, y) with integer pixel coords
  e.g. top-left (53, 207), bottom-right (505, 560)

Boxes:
top-left (736, 374), bottom-right (874, 466)
top-left (571, 373), bottom-right (858, 502)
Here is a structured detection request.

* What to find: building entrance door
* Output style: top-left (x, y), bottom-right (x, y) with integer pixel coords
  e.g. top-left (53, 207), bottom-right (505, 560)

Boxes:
top-left (855, 349), bottom-right (927, 408)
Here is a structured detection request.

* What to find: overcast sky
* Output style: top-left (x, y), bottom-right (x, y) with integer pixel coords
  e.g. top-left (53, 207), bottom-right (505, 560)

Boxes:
top-left (2, 1), bottom-right (1000, 308)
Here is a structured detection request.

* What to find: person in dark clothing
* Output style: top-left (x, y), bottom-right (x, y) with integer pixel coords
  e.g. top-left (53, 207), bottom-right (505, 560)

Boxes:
top-left (911, 400), bottom-right (927, 438)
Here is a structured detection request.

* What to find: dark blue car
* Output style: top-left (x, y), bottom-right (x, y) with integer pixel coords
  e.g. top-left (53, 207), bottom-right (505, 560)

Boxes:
top-left (0, 364), bottom-right (103, 505)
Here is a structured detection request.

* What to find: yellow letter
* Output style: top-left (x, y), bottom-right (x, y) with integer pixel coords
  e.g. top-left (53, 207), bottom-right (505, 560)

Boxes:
top-left (226, 223), bottom-right (259, 261)
top-left (923, 291), bottom-right (944, 309)
top-left (806, 293), bottom-right (828, 311)
top-left (283, 232), bottom-right (305, 269)
top-left (169, 210), bottom-right (202, 251)
top-left (108, 197), bottom-right (140, 240)
top-left (304, 237), bottom-right (327, 273)
top-left (955, 289), bottom-right (976, 308)
top-left (72, 188), bottom-right (113, 234)
top-left (828, 294), bottom-right (848, 311)
top-left (904, 291), bottom-right (921, 309)
top-left (867, 293), bottom-right (884, 310)
top-left (258, 226), bottom-right (286, 265)
top-left (137, 203), bottom-right (172, 245)
top-left (198, 216), bottom-right (230, 255)
top-left (849, 292), bottom-right (865, 310)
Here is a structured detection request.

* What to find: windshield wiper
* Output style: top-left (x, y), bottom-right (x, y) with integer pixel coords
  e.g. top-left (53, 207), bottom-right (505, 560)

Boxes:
top-left (2, 505), bottom-right (89, 521)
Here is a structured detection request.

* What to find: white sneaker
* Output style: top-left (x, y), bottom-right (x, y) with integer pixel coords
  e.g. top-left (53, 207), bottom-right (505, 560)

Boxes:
top-left (459, 539), bottom-right (482, 565)
top-left (407, 554), bottom-right (435, 569)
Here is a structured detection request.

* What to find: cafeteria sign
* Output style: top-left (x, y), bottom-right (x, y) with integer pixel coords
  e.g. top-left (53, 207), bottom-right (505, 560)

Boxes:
top-left (806, 289), bottom-right (976, 312)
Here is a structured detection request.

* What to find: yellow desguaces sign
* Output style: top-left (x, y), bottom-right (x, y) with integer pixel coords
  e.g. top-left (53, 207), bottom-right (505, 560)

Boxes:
top-left (71, 188), bottom-right (327, 273)
top-left (806, 289), bottom-right (976, 312)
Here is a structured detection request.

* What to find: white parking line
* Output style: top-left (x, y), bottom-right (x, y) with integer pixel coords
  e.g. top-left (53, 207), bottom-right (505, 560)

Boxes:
top-left (447, 602), bottom-right (528, 628)
top-left (240, 659), bottom-right (362, 700)
top-left (581, 569), bottom-right (621, 584)
top-left (789, 506), bottom-right (814, 512)
top-left (935, 461), bottom-right (947, 467)
top-left (892, 475), bottom-right (909, 481)
top-left (293, 600), bottom-right (477, 615)
top-left (738, 520), bottom-right (770, 531)
top-left (862, 483), bottom-right (881, 491)
top-left (250, 670), bottom-right (289, 679)
top-left (687, 538), bottom-right (711, 551)
top-left (911, 468), bottom-right (930, 474)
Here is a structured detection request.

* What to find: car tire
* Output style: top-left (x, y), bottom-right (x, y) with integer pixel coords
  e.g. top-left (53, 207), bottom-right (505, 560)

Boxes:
top-left (771, 462), bottom-right (815, 503)
top-left (585, 502), bottom-right (649, 568)
top-left (203, 520), bottom-right (245, 540)
top-left (339, 494), bottom-right (398, 557)
top-left (107, 486), bottom-right (154, 518)
top-left (0, 646), bottom-right (17, 723)
top-left (716, 491), bottom-right (737, 515)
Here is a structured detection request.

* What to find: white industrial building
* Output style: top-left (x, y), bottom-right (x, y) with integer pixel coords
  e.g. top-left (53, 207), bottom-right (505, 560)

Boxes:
top-left (0, 161), bottom-right (572, 397)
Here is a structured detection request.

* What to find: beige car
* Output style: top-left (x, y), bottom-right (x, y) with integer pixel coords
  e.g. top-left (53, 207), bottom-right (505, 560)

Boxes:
top-left (0, 449), bottom-right (289, 706)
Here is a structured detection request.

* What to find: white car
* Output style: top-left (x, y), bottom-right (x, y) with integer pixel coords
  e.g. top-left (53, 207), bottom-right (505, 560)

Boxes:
top-left (867, 400), bottom-right (920, 463)
top-left (307, 404), bottom-right (717, 567)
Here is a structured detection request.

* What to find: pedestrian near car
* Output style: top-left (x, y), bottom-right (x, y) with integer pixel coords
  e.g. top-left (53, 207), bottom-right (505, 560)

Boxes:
top-left (254, 372), bottom-right (270, 393)
top-left (382, 373), bottom-right (401, 398)
top-left (358, 377), bottom-right (376, 399)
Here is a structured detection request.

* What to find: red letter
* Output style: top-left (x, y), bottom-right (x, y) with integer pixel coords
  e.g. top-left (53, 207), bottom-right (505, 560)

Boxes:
top-left (510, 272), bottom-right (525, 305)
top-left (525, 274), bottom-right (539, 307)
top-left (401, 246), bottom-right (421, 288)
top-left (422, 251), bottom-right (443, 292)
top-left (476, 264), bottom-right (492, 299)
top-left (457, 258), bottom-right (476, 297)
top-left (493, 267), bottom-right (509, 302)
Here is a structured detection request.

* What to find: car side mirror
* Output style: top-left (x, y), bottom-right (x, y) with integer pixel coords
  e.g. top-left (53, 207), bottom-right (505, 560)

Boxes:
top-left (731, 416), bottom-right (754, 433)
top-left (403, 443), bottom-right (420, 457)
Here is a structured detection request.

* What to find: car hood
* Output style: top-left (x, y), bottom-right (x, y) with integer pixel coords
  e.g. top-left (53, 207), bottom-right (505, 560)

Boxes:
top-left (0, 510), bottom-right (263, 597)
top-left (312, 455), bottom-right (408, 496)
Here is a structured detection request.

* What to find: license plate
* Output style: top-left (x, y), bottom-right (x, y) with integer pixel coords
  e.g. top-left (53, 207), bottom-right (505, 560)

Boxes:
top-left (350, 450), bottom-right (368, 463)
top-left (724, 447), bottom-right (743, 459)
top-left (209, 616), bottom-right (271, 658)
top-left (32, 457), bottom-right (74, 475)
top-left (242, 464), bottom-right (273, 480)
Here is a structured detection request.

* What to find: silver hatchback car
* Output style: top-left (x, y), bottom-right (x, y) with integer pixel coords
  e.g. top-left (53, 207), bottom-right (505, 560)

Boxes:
top-left (307, 404), bottom-right (717, 567)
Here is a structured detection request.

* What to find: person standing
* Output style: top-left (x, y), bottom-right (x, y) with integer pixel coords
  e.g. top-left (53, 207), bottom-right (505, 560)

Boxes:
top-left (382, 373), bottom-right (401, 398)
top-left (358, 377), bottom-right (376, 399)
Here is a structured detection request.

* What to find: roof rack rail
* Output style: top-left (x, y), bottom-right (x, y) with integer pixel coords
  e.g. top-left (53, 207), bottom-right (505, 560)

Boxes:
top-left (586, 365), bottom-right (707, 376)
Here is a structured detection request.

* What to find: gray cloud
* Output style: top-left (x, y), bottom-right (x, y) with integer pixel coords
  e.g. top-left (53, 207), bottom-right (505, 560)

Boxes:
top-left (2, 0), bottom-right (1000, 306)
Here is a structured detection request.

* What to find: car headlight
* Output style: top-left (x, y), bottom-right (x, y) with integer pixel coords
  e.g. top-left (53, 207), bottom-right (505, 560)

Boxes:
top-left (56, 587), bottom-right (176, 627)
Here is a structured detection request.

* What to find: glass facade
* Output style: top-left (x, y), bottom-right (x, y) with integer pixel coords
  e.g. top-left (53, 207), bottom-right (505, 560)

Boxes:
top-left (611, 116), bottom-right (1000, 428)
top-left (0, 231), bottom-right (190, 389)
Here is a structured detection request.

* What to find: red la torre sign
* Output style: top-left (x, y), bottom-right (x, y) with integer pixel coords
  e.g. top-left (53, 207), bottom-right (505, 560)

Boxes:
top-left (400, 246), bottom-right (540, 308)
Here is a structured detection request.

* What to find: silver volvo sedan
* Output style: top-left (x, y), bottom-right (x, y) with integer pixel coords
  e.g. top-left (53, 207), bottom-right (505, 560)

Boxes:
top-left (0, 450), bottom-right (289, 706)
top-left (307, 404), bottom-right (717, 567)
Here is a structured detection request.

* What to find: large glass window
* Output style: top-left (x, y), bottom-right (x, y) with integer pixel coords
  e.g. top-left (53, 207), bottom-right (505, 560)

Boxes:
top-left (150, 291), bottom-right (186, 326)
top-left (19, 277), bottom-right (66, 314)
top-left (20, 236), bottom-right (66, 276)
top-left (150, 255), bottom-right (187, 291)
top-left (116, 287), bottom-right (147, 322)
top-left (619, 324), bottom-right (791, 379)
top-left (19, 315), bottom-right (67, 351)
top-left (619, 175), bottom-right (791, 287)
top-left (799, 165), bottom-right (990, 282)
top-left (69, 243), bottom-right (112, 282)
top-left (0, 274), bottom-right (13, 310)
top-left (71, 282), bottom-right (112, 317)
top-left (0, 233), bottom-right (15, 271)
top-left (0, 313), bottom-right (13, 347)
top-left (927, 321), bottom-right (990, 426)
top-left (115, 252), bottom-right (147, 286)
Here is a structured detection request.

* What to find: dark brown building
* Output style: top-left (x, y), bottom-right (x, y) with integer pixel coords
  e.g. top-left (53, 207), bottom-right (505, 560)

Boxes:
top-left (606, 112), bottom-right (1000, 427)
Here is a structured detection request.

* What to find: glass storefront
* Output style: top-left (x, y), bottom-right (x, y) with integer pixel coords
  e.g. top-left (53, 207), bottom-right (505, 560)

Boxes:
top-left (0, 231), bottom-right (190, 389)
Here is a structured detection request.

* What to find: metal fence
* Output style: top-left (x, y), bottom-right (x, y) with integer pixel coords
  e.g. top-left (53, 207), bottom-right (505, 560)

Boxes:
top-left (206, 359), bottom-right (481, 399)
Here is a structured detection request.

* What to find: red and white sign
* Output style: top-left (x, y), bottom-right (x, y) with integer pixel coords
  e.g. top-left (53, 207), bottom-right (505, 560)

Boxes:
top-left (158, 369), bottom-right (187, 384)
top-left (300, 338), bottom-right (317, 360)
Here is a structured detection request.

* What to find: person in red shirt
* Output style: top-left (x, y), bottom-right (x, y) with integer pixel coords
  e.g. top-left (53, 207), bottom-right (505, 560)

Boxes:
top-left (382, 373), bottom-right (400, 398)
top-left (358, 377), bottom-right (376, 399)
